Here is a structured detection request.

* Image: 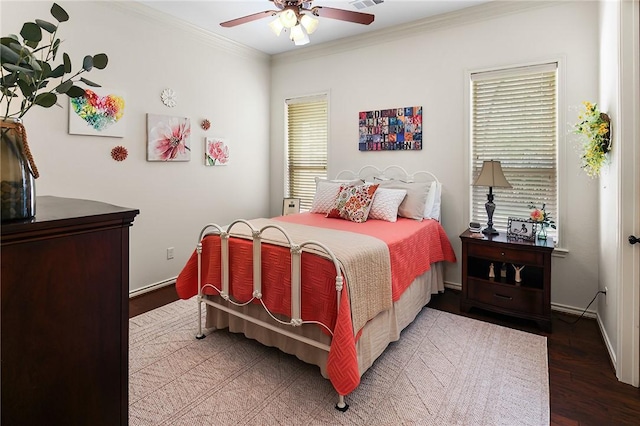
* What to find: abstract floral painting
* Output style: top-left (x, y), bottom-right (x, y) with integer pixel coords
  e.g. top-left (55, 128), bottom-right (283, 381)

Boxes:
top-left (69, 88), bottom-right (126, 137)
top-left (147, 114), bottom-right (191, 162)
top-left (205, 137), bottom-right (229, 166)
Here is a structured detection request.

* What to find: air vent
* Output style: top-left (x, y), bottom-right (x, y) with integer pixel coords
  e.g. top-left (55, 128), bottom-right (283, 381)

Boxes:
top-left (350, 0), bottom-right (384, 10)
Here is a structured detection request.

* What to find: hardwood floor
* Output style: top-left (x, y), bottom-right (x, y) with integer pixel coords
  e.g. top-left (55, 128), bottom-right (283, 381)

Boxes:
top-left (129, 284), bottom-right (179, 318)
top-left (129, 286), bottom-right (640, 425)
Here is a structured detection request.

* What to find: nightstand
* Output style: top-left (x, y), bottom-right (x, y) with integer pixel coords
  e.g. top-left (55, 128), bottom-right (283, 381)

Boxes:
top-left (459, 229), bottom-right (554, 332)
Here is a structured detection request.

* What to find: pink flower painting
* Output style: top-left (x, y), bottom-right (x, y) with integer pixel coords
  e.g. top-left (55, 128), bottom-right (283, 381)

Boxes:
top-left (205, 137), bottom-right (229, 166)
top-left (147, 114), bottom-right (191, 161)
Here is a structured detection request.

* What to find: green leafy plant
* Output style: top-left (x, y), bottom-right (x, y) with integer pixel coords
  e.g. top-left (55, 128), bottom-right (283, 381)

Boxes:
top-left (573, 101), bottom-right (611, 178)
top-left (0, 2), bottom-right (109, 120)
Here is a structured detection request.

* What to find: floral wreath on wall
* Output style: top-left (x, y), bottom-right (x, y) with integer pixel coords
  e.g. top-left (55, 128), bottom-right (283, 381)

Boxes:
top-left (573, 101), bottom-right (611, 178)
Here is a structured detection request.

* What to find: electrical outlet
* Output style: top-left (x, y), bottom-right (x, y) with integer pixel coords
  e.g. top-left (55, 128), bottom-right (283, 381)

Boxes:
top-left (167, 247), bottom-right (174, 260)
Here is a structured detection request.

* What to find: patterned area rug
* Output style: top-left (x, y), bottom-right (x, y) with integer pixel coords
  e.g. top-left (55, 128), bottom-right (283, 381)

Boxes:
top-left (129, 298), bottom-right (549, 425)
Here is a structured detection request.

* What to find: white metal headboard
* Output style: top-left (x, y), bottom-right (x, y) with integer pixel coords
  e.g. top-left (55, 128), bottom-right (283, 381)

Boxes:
top-left (334, 165), bottom-right (439, 184)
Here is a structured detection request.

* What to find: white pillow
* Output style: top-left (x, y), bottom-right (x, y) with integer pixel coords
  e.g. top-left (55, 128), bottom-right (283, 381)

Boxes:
top-left (310, 181), bottom-right (342, 214)
top-left (431, 182), bottom-right (442, 221)
top-left (376, 180), bottom-right (430, 220)
top-left (369, 188), bottom-right (407, 222)
top-left (310, 178), bottom-right (363, 214)
top-left (423, 181), bottom-right (442, 221)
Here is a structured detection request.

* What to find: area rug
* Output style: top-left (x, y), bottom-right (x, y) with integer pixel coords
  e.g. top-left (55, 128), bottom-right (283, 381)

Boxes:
top-left (129, 298), bottom-right (549, 425)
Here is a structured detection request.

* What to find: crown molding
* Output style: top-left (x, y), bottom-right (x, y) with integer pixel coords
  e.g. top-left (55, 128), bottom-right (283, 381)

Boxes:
top-left (272, 0), bottom-right (563, 65)
top-left (108, 1), bottom-right (270, 63)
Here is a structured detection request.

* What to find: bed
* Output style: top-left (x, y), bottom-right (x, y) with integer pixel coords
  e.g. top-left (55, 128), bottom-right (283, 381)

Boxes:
top-left (175, 165), bottom-right (456, 410)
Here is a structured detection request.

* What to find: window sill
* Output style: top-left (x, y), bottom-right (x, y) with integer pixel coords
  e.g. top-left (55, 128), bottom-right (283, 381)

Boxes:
top-left (551, 246), bottom-right (568, 258)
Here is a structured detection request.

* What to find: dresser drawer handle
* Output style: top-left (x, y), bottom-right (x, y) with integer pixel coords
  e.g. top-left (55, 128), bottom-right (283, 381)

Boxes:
top-left (494, 293), bottom-right (513, 301)
top-left (501, 252), bottom-right (505, 256)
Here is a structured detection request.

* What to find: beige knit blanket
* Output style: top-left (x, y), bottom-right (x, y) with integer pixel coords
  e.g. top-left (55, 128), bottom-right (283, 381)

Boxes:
top-left (226, 218), bottom-right (392, 334)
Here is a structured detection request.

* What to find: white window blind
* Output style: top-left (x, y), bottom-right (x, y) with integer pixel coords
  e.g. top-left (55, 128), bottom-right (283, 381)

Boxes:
top-left (286, 94), bottom-right (328, 211)
top-left (471, 63), bottom-right (558, 237)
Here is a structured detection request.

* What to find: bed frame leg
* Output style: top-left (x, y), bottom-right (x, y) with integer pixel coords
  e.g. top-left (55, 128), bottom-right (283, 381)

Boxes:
top-left (335, 395), bottom-right (349, 412)
top-left (196, 296), bottom-right (206, 340)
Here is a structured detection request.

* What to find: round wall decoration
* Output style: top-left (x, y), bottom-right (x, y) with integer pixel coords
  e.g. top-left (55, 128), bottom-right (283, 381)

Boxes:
top-left (161, 88), bottom-right (177, 107)
top-left (201, 119), bottom-right (211, 130)
top-left (111, 146), bottom-right (128, 161)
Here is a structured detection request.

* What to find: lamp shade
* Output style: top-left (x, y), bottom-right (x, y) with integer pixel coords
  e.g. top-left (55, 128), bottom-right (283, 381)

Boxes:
top-left (279, 8), bottom-right (298, 28)
top-left (269, 18), bottom-right (284, 36)
top-left (300, 14), bottom-right (319, 34)
top-left (473, 160), bottom-right (512, 188)
top-left (290, 24), bottom-right (306, 42)
top-left (294, 32), bottom-right (310, 46)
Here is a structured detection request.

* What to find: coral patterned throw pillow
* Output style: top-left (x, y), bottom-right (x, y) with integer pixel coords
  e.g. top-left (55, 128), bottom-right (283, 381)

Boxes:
top-left (326, 183), bottom-right (379, 223)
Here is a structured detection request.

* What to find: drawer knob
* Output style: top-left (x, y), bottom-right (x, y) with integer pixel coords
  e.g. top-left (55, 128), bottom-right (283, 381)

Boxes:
top-left (501, 252), bottom-right (505, 256)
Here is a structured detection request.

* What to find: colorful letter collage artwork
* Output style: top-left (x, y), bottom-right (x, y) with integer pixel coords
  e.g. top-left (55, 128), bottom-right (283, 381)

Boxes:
top-left (358, 106), bottom-right (422, 151)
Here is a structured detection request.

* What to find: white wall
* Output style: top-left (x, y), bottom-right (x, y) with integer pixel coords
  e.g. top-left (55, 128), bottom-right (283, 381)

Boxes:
top-left (598, 0), bottom-right (621, 375)
top-left (1, 1), bottom-right (272, 293)
top-left (269, 1), bottom-right (602, 312)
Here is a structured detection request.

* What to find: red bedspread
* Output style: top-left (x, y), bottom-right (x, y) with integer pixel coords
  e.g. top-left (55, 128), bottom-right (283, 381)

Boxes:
top-left (176, 213), bottom-right (456, 396)
top-left (276, 214), bottom-right (456, 301)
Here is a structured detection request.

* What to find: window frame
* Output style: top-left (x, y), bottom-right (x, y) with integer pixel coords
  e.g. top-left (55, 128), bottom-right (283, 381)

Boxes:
top-left (467, 61), bottom-right (562, 244)
top-left (284, 93), bottom-right (329, 211)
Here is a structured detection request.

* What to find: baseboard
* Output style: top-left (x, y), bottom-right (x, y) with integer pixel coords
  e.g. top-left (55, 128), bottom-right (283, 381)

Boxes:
top-left (444, 281), bottom-right (461, 291)
top-left (550, 301), bottom-right (597, 319)
top-left (596, 311), bottom-right (617, 371)
top-left (129, 278), bottom-right (176, 298)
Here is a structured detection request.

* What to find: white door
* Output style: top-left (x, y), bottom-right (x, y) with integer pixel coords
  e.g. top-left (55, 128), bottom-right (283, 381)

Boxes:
top-left (617, 0), bottom-right (640, 387)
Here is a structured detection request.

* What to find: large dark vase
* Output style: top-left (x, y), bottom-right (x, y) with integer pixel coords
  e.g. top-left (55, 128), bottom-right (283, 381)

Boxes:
top-left (1, 120), bottom-right (37, 221)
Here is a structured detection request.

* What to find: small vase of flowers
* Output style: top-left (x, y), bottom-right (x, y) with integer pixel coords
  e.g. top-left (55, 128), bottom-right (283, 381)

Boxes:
top-left (573, 101), bottom-right (611, 178)
top-left (529, 203), bottom-right (556, 241)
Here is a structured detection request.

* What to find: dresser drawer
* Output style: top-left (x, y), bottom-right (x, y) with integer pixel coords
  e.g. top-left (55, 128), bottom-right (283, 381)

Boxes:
top-left (467, 278), bottom-right (544, 315)
top-left (467, 243), bottom-right (543, 266)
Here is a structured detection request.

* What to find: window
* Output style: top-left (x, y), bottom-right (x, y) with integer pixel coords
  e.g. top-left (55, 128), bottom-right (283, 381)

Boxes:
top-left (285, 94), bottom-right (328, 211)
top-left (471, 63), bottom-right (558, 238)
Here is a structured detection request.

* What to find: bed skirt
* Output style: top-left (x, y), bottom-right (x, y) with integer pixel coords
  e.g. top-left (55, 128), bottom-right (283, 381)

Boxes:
top-left (204, 262), bottom-right (445, 379)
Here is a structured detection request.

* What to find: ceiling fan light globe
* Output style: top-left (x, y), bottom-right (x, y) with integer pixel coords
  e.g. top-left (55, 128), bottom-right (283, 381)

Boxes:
top-left (269, 18), bottom-right (284, 36)
top-left (292, 25), bottom-right (310, 46)
top-left (279, 9), bottom-right (298, 28)
top-left (294, 33), bottom-right (310, 46)
top-left (291, 25), bottom-right (305, 41)
top-left (300, 14), bottom-right (318, 34)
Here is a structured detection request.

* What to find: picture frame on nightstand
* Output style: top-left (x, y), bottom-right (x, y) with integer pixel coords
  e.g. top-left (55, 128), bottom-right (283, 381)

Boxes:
top-left (507, 217), bottom-right (537, 241)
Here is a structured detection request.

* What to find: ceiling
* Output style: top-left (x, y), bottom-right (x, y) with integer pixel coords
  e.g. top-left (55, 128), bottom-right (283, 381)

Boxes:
top-left (137, 0), bottom-right (492, 55)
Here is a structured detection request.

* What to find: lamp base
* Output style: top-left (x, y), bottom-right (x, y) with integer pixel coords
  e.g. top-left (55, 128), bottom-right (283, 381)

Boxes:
top-left (482, 226), bottom-right (499, 235)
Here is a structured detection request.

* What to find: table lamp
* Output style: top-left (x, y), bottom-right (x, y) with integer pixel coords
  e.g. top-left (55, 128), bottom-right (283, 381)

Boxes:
top-left (472, 160), bottom-right (512, 235)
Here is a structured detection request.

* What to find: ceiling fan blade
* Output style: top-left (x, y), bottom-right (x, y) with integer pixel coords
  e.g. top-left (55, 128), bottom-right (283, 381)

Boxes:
top-left (220, 10), bottom-right (277, 28)
top-left (311, 6), bottom-right (375, 25)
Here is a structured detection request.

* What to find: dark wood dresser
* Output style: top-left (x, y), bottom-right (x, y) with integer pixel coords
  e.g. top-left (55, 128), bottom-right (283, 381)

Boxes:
top-left (1, 196), bottom-right (138, 425)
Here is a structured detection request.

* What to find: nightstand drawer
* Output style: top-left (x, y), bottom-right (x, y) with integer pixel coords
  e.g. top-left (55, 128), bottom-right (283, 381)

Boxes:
top-left (467, 279), bottom-right (544, 315)
top-left (467, 243), bottom-right (543, 265)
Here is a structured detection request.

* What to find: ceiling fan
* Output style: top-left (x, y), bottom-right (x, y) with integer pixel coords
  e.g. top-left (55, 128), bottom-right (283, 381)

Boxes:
top-left (220, 1), bottom-right (376, 46)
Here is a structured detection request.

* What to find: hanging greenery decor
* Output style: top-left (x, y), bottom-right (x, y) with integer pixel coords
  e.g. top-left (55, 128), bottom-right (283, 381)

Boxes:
top-left (573, 101), bottom-right (611, 178)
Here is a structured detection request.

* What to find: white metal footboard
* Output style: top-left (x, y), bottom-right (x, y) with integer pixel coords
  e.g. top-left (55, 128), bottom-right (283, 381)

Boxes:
top-left (194, 219), bottom-right (350, 411)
